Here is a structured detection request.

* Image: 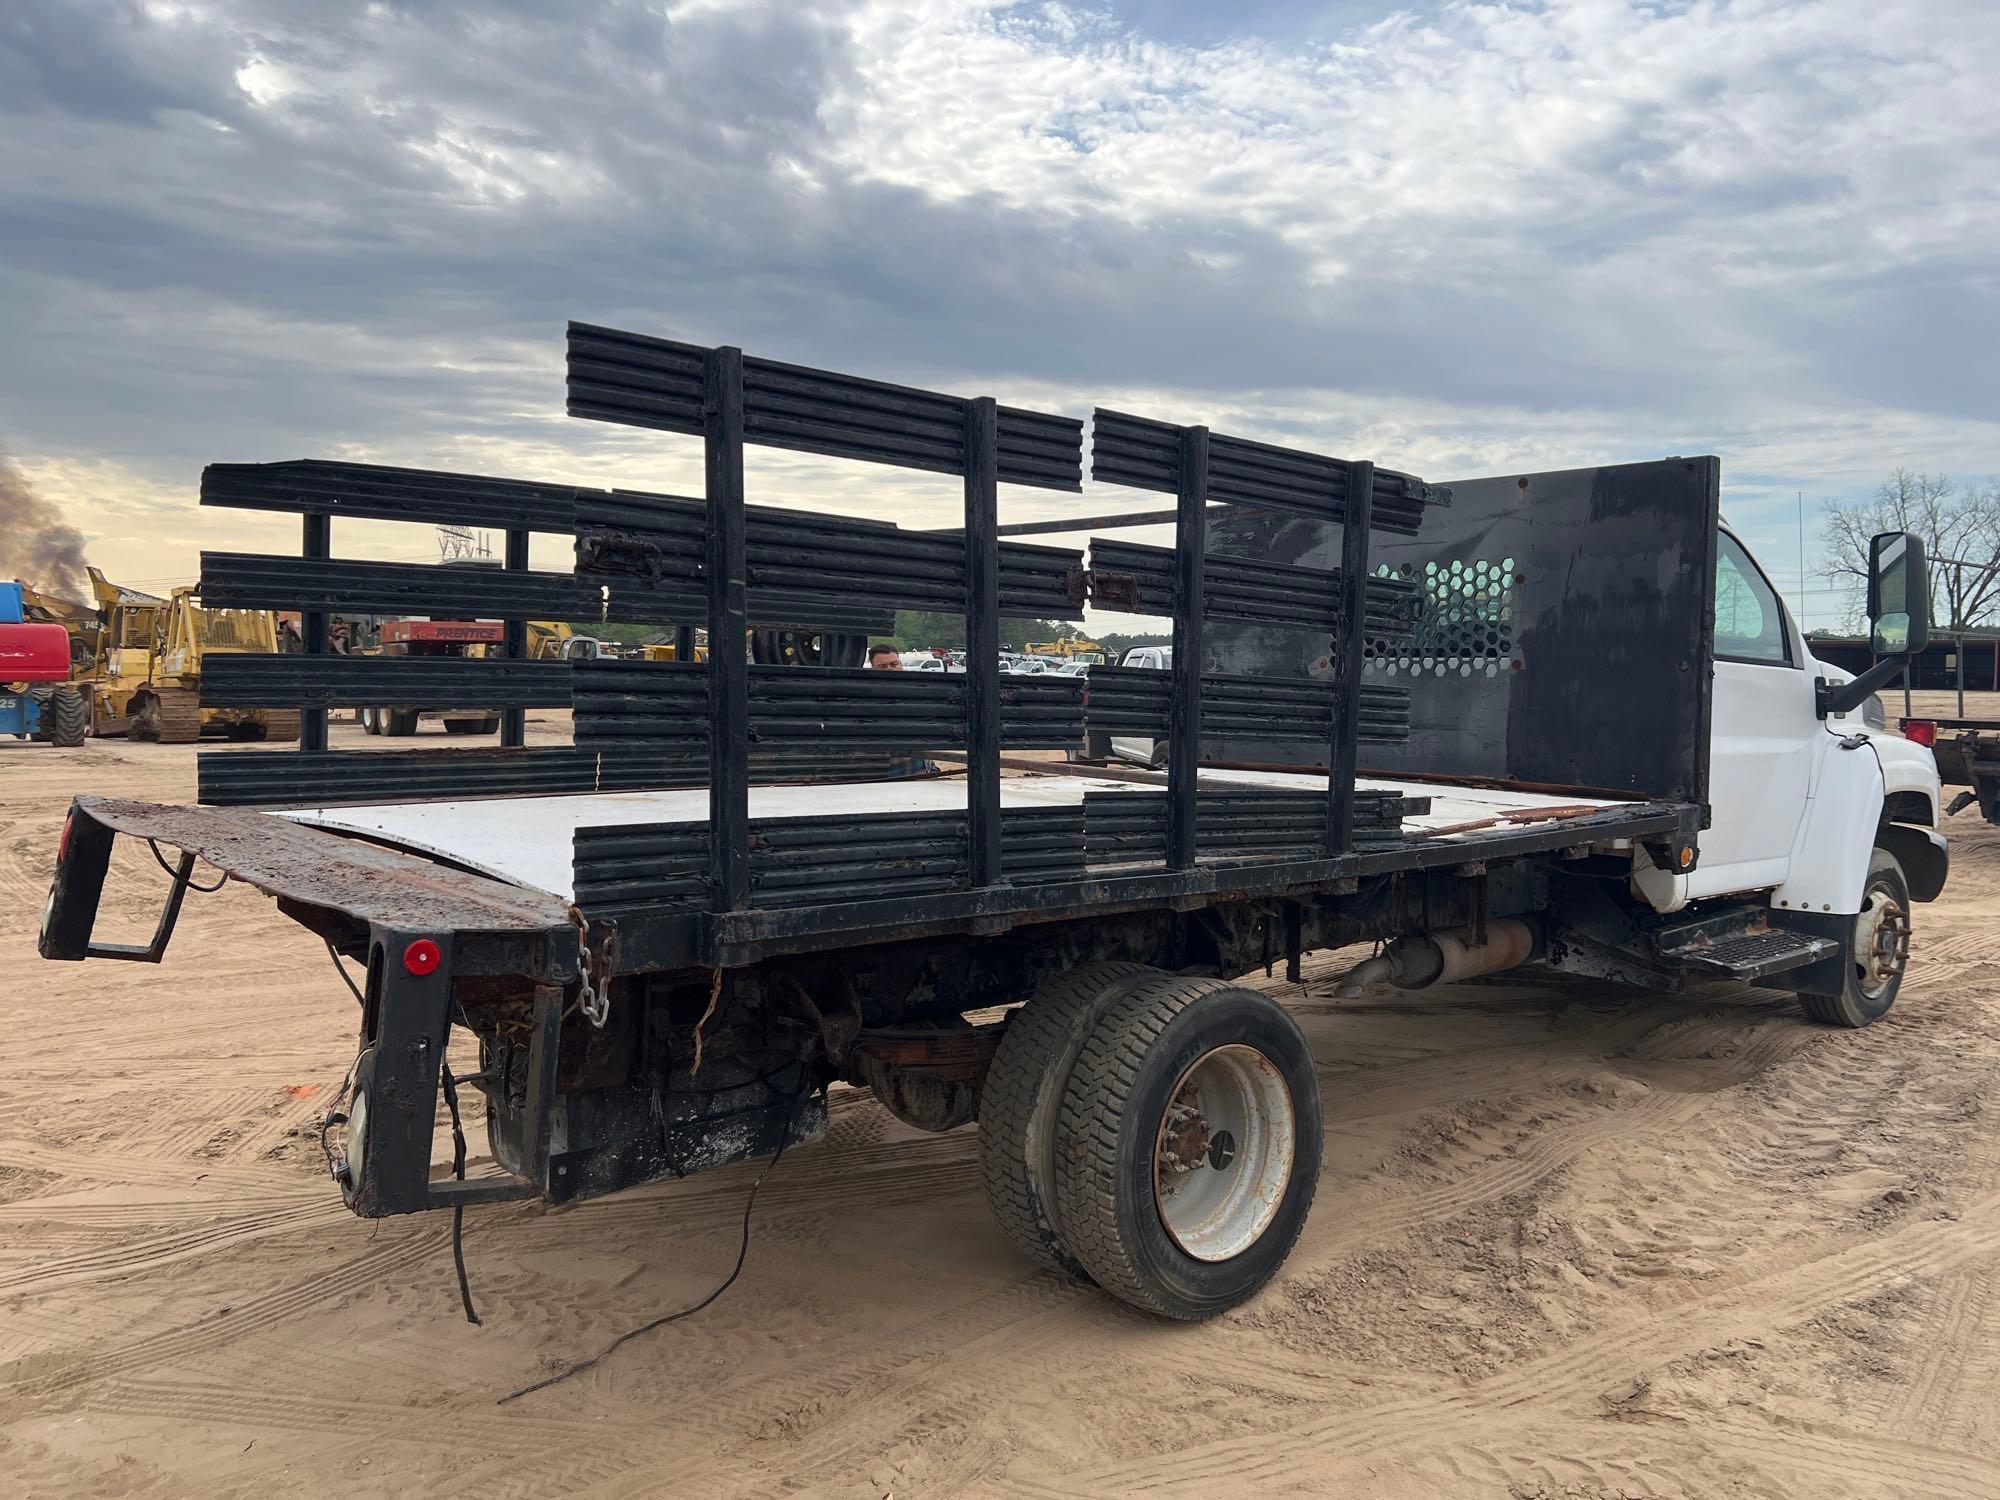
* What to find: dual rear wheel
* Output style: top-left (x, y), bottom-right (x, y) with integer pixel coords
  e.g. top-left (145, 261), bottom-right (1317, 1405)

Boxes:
top-left (979, 965), bottom-right (1321, 1319)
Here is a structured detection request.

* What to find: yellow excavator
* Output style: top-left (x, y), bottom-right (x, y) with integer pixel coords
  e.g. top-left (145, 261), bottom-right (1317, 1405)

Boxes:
top-left (84, 567), bottom-right (300, 743)
top-left (1024, 635), bottom-right (1107, 665)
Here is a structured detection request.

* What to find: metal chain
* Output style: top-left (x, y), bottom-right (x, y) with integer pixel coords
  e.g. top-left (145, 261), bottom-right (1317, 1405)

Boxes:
top-left (568, 905), bottom-right (611, 1030)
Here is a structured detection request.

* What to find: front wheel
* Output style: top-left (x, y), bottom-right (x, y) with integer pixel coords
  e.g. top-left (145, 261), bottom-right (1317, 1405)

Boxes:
top-left (1801, 848), bottom-right (1911, 1028)
top-left (1053, 977), bottom-right (1321, 1319)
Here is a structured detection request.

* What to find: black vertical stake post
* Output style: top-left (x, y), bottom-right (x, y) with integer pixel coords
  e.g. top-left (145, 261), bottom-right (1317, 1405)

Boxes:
top-left (501, 528), bottom-right (528, 748)
top-left (963, 396), bottom-right (1002, 887)
top-left (1327, 461), bottom-right (1375, 858)
top-left (1167, 426), bottom-right (1210, 870)
top-left (704, 347), bottom-right (750, 912)
top-left (300, 513), bottom-right (330, 754)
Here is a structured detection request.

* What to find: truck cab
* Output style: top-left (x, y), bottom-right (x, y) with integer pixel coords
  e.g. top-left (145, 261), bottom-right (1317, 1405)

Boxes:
top-left (1625, 525), bottom-right (1946, 1024)
top-left (1646, 524), bottom-right (1944, 901)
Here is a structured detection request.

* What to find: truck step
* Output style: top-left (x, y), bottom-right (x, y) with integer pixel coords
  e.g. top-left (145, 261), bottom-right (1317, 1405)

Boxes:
top-left (1660, 927), bottom-right (1839, 981)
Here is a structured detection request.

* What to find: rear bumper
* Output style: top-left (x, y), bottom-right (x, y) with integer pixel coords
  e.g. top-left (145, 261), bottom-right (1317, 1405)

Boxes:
top-left (37, 796), bottom-right (576, 1217)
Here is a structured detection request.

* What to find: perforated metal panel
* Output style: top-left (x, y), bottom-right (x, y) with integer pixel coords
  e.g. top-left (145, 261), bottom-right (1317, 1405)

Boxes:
top-left (1364, 556), bottom-right (1517, 680)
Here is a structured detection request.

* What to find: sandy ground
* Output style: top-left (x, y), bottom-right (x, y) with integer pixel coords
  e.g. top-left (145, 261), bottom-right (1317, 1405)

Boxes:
top-left (5, 728), bottom-right (2000, 1499)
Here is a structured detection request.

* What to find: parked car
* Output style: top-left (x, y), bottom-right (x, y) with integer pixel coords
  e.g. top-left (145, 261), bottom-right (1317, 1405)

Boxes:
top-left (1111, 644), bottom-right (1172, 766)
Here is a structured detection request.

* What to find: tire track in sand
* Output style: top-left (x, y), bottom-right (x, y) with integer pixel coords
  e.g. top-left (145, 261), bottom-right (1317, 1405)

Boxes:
top-left (1069, 1193), bottom-right (2000, 1495)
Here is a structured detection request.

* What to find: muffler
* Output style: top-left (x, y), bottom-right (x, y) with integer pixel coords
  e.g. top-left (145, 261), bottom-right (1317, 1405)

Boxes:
top-left (1334, 918), bottom-right (1541, 997)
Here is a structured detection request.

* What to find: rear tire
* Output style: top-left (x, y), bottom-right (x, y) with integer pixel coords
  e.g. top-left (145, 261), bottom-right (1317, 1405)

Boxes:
top-left (26, 685), bottom-right (54, 742)
top-left (360, 706), bottom-right (381, 736)
top-left (48, 687), bottom-right (87, 748)
top-left (444, 715), bottom-right (499, 735)
top-left (978, 962), bottom-right (1158, 1279)
top-left (383, 708), bottom-right (419, 737)
top-left (1053, 977), bottom-right (1322, 1320)
top-left (1801, 848), bottom-right (1911, 1028)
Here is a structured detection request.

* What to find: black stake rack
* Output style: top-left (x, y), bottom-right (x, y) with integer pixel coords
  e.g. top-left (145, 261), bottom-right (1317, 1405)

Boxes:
top-left (185, 320), bottom-right (1537, 966)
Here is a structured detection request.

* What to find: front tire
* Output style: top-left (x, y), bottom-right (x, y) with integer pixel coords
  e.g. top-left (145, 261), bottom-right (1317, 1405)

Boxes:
top-left (1053, 978), bottom-right (1322, 1319)
top-left (1801, 848), bottom-right (1911, 1028)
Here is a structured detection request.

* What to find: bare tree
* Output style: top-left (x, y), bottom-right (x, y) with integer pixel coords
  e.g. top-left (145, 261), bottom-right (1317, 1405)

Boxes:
top-left (1822, 469), bottom-right (2000, 629)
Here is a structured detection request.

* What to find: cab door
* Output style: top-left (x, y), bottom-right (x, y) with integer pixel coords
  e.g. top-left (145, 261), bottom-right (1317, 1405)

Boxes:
top-left (1687, 529), bottom-right (1819, 898)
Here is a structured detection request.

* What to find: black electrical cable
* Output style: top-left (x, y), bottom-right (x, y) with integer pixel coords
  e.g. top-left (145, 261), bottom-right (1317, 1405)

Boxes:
top-left (147, 838), bottom-right (227, 892)
top-left (496, 1087), bottom-right (813, 1406)
top-left (316, 945), bottom-right (367, 1176)
top-left (439, 1065), bottom-right (481, 1327)
top-left (324, 941), bottom-right (366, 1006)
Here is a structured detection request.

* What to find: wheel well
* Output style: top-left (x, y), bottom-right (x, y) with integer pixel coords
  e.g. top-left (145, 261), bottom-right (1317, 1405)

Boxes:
top-left (1882, 790), bottom-right (1933, 828)
top-left (1877, 823), bottom-right (1947, 902)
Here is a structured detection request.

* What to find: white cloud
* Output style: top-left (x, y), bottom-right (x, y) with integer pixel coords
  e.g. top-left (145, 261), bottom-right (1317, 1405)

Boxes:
top-left (0, 0), bottom-right (1994, 625)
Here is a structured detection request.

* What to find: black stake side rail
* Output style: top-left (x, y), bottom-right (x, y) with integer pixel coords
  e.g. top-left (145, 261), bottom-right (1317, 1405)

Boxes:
top-left (200, 552), bottom-right (613, 621)
top-left (572, 660), bottom-right (1084, 753)
top-left (1327, 462), bottom-right (1376, 855)
top-left (1087, 537), bottom-right (1419, 635)
top-left (570, 791), bottom-right (1430, 913)
top-left (1086, 410), bottom-right (1422, 875)
top-left (1091, 408), bottom-right (1448, 535)
top-left (572, 328), bottom-right (1088, 920)
top-left (572, 491), bottom-right (1085, 623)
top-left (200, 549), bottom-right (894, 636)
top-left (587, 801), bottom-right (1700, 972)
top-left (566, 323), bottom-right (1084, 492)
top-left (1083, 789), bottom-right (1421, 864)
top-left (195, 745), bottom-right (910, 808)
top-left (1084, 667), bottom-right (1411, 745)
top-left (201, 459), bottom-right (590, 532)
top-left (573, 806), bottom-right (1085, 911)
top-left (1165, 426), bottom-right (1208, 870)
top-left (202, 654), bottom-right (572, 710)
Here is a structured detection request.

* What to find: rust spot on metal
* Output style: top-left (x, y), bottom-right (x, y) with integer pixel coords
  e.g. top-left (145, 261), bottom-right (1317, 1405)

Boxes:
top-left (1061, 564), bottom-right (1090, 608)
top-left (1090, 570), bottom-right (1141, 611)
top-left (74, 796), bottom-right (572, 936)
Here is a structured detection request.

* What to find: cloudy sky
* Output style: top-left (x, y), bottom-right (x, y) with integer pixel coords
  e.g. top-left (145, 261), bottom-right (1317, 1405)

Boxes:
top-left (2, 0), bottom-right (1996, 626)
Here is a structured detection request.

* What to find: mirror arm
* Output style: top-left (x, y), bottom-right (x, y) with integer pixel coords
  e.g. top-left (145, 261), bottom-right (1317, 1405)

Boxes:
top-left (1818, 655), bottom-right (1907, 719)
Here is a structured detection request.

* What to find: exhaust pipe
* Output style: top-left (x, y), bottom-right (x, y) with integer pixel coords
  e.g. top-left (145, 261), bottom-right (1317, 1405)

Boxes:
top-left (1334, 918), bottom-right (1541, 997)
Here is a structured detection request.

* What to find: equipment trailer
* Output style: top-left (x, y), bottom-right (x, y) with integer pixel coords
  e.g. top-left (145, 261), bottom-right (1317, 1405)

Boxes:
top-left (36, 325), bottom-right (1947, 1319)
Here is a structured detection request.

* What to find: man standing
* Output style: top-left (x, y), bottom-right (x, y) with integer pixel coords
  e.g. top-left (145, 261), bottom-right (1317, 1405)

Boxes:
top-left (867, 643), bottom-right (903, 670)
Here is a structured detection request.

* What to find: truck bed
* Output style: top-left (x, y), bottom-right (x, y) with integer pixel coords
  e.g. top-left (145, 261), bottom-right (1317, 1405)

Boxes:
top-left (277, 769), bottom-right (1633, 903)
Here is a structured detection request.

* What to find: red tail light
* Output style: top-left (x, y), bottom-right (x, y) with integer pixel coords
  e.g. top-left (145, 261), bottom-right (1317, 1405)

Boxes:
top-left (1902, 719), bottom-right (1937, 747)
top-left (58, 810), bottom-right (75, 863)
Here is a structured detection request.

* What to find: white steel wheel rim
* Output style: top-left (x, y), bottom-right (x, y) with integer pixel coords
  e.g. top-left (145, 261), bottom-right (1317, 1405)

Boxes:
top-left (1853, 883), bottom-right (1910, 1000)
top-left (1152, 1044), bottom-right (1296, 1262)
